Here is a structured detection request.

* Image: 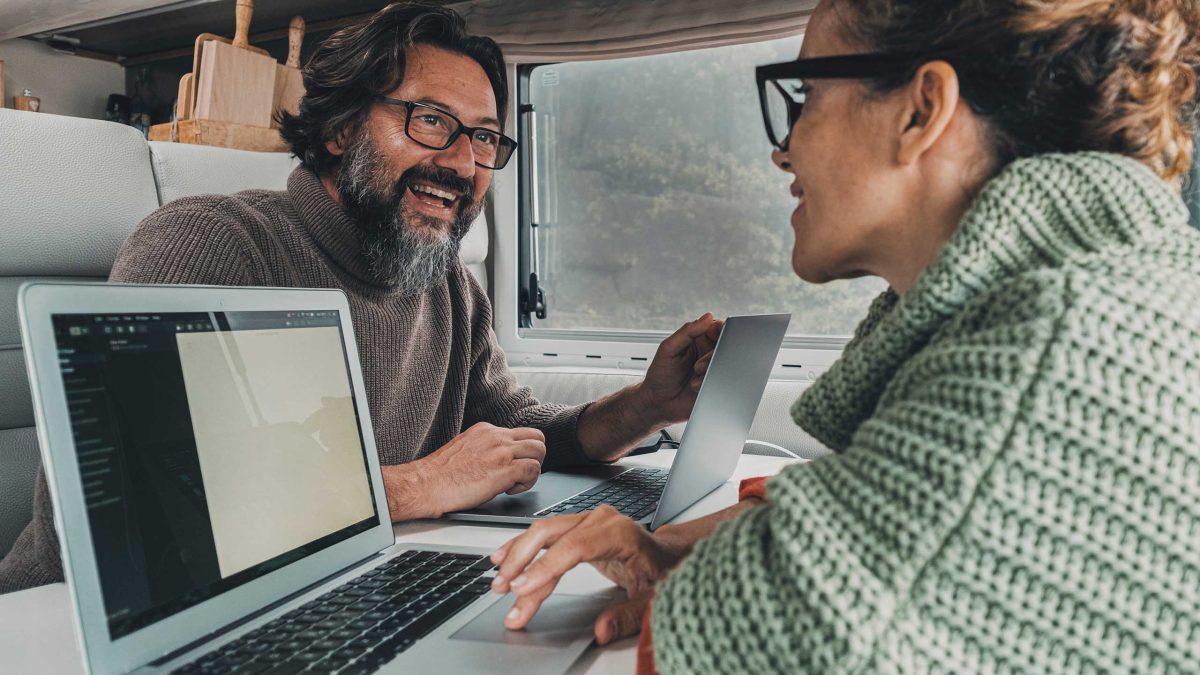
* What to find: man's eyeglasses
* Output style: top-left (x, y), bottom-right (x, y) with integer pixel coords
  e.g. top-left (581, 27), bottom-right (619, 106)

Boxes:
top-left (756, 53), bottom-right (932, 151)
top-left (376, 96), bottom-right (518, 170)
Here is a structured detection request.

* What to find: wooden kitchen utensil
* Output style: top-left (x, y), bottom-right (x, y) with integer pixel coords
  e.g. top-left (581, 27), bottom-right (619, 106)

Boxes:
top-left (271, 16), bottom-right (306, 128)
top-left (193, 0), bottom-right (278, 127)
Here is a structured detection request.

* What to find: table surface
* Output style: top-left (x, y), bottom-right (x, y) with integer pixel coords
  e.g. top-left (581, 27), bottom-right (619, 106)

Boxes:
top-left (0, 450), bottom-right (798, 674)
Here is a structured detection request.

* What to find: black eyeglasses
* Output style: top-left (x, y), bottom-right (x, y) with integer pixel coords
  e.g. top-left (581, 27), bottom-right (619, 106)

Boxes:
top-left (376, 96), bottom-right (518, 170)
top-left (756, 52), bottom-right (933, 151)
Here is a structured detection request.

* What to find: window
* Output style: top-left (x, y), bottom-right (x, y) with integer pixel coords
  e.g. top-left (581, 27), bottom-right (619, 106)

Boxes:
top-left (520, 37), bottom-right (886, 338)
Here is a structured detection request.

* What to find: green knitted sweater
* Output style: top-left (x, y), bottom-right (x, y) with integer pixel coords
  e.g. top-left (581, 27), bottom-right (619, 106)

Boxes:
top-left (651, 153), bottom-right (1200, 674)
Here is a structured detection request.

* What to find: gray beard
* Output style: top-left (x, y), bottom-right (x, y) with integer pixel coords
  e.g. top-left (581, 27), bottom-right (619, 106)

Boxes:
top-left (335, 130), bottom-right (481, 295)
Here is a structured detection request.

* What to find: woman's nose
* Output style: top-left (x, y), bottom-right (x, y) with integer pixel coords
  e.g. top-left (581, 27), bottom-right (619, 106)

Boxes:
top-left (771, 147), bottom-right (792, 172)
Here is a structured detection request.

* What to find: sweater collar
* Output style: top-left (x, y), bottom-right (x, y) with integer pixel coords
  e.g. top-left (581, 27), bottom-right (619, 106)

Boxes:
top-left (287, 165), bottom-right (396, 290)
top-left (791, 152), bottom-right (1191, 450)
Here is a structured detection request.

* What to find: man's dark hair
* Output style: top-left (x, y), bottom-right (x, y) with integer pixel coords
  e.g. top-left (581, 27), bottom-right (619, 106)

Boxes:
top-left (278, 1), bottom-right (508, 175)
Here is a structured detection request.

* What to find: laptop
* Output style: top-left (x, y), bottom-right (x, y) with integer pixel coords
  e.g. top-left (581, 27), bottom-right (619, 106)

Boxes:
top-left (18, 281), bottom-right (610, 675)
top-left (448, 313), bottom-right (790, 529)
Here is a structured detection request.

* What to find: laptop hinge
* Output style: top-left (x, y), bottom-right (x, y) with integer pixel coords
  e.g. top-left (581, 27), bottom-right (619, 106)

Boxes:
top-left (150, 551), bottom-right (388, 666)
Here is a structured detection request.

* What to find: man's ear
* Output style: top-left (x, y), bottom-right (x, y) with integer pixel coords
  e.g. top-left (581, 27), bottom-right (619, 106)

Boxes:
top-left (326, 136), bottom-right (346, 157)
top-left (896, 60), bottom-right (961, 166)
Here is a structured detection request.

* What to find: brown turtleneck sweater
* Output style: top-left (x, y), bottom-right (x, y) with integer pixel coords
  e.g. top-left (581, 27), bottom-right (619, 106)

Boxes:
top-left (0, 166), bottom-right (587, 594)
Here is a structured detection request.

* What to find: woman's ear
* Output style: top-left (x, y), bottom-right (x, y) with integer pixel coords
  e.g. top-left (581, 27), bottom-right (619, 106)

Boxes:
top-left (896, 60), bottom-right (961, 165)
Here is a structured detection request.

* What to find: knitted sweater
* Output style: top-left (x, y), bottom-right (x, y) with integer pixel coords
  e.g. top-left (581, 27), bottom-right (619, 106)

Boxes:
top-left (651, 153), bottom-right (1200, 674)
top-left (0, 166), bottom-right (587, 594)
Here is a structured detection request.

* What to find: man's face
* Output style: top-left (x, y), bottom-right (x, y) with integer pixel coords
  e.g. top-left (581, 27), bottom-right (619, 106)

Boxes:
top-left (329, 44), bottom-right (500, 291)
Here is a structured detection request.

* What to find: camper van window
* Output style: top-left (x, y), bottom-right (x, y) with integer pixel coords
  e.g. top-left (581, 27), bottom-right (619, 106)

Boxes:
top-left (521, 37), bottom-right (886, 338)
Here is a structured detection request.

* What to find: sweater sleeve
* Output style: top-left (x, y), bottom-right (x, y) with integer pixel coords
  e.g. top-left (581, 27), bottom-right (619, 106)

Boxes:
top-left (458, 269), bottom-right (590, 468)
top-left (650, 275), bottom-right (1069, 673)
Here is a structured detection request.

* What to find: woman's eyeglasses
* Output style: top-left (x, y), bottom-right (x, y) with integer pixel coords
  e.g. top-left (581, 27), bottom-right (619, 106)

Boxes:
top-left (376, 96), bottom-right (518, 170)
top-left (755, 53), bottom-right (933, 151)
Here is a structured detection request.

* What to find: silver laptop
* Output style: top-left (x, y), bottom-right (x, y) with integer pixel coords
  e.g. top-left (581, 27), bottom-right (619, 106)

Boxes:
top-left (19, 282), bottom-right (610, 675)
top-left (448, 313), bottom-right (790, 530)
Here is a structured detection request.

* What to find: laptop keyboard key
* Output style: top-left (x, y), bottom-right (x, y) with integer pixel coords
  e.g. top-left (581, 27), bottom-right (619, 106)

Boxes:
top-left (260, 661), bottom-right (309, 675)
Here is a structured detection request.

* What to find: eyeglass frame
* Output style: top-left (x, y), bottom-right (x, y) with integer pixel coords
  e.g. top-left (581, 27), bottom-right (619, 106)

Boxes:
top-left (375, 95), bottom-right (519, 170)
top-left (755, 52), bottom-right (939, 151)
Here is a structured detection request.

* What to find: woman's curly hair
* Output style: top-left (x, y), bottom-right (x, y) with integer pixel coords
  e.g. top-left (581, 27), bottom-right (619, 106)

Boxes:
top-left (278, 1), bottom-right (507, 175)
top-left (834, 0), bottom-right (1200, 188)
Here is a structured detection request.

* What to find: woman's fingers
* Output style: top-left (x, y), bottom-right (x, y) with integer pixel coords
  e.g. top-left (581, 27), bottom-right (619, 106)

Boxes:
top-left (505, 507), bottom-right (627, 595)
top-left (491, 514), bottom-right (584, 592)
top-left (594, 593), bottom-right (653, 646)
top-left (503, 574), bottom-right (561, 630)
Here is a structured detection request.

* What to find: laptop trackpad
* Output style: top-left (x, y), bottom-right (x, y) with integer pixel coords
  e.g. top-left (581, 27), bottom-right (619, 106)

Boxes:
top-left (450, 595), bottom-right (608, 649)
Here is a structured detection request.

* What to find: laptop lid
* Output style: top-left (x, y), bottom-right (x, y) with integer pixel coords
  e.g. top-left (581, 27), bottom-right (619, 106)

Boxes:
top-left (18, 282), bottom-right (397, 675)
top-left (649, 313), bottom-right (789, 529)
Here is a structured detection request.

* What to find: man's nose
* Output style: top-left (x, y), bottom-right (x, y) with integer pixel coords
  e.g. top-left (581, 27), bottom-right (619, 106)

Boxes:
top-left (433, 132), bottom-right (477, 179)
top-left (771, 147), bottom-right (792, 172)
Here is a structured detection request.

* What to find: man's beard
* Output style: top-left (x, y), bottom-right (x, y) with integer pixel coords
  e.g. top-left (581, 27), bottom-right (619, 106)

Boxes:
top-left (334, 129), bottom-right (483, 294)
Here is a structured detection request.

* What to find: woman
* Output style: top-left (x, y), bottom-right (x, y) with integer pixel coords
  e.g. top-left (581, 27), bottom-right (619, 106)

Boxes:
top-left (493, 0), bottom-right (1200, 672)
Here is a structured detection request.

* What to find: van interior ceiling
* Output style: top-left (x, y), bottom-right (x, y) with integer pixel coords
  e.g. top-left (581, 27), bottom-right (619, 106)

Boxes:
top-left (1, 1), bottom-right (1200, 673)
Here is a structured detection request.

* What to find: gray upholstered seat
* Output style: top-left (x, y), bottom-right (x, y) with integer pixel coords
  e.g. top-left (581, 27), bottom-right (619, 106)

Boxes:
top-left (0, 109), bottom-right (491, 558)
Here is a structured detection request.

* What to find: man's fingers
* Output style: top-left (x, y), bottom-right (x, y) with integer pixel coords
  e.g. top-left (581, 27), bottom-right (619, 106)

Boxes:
top-left (492, 515), bottom-right (583, 592)
top-left (505, 480), bottom-right (535, 495)
top-left (658, 313), bottom-right (715, 358)
top-left (508, 439), bottom-right (547, 462)
top-left (508, 426), bottom-right (547, 443)
top-left (505, 458), bottom-right (541, 493)
top-left (594, 595), bottom-right (652, 645)
top-left (693, 352), bottom-right (713, 374)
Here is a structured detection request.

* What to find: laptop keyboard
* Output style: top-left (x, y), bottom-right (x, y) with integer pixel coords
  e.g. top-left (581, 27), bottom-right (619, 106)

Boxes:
top-left (534, 467), bottom-right (668, 520)
top-left (172, 550), bottom-right (495, 675)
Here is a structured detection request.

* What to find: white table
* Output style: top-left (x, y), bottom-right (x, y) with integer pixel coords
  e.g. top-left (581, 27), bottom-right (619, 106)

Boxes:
top-left (0, 451), bottom-right (798, 674)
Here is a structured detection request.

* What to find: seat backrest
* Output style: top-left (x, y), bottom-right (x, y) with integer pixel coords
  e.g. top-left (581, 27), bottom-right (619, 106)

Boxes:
top-left (0, 109), bottom-right (161, 556)
top-left (149, 141), bottom-right (298, 204)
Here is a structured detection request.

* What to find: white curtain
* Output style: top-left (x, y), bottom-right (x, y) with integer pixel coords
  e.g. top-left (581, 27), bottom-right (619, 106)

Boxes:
top-left (450, 0), bottom-right (817, 63)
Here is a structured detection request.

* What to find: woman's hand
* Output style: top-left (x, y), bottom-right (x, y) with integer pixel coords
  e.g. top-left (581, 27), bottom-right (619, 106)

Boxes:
top-left (489, 505), bottom-right (687, 642)
top-left (490, 497), bottom-right (764, 644)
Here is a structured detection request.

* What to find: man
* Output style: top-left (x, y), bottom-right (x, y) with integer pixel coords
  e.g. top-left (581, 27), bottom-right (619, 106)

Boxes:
top-left (0, 1), bottom-right (721, 593)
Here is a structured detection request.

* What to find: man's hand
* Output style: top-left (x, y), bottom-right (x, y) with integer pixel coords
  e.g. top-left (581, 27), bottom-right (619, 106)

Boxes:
top-left (638, 313), bottom-right (723, 427)
top-left (382, 422), bottom-right (546, 520)
top-left (489, 505), bottom-right (686, 644)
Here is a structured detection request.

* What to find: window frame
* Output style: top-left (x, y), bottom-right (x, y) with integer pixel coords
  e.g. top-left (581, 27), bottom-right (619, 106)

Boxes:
top-left (492, 61), bottom-right (855, 382)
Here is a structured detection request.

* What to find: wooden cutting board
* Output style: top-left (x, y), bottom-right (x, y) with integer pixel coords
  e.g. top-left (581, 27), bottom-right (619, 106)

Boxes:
top-left (177, 33), bottom-right (270, 122)
top-left (272, 16), bottom-right (306, 127)
top-left (194, 0), bottom-right (278, 127)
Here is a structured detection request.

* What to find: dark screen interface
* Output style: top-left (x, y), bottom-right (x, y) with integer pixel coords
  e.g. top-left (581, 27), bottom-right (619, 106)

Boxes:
top-left (52, 310), bottom-right (378, 640)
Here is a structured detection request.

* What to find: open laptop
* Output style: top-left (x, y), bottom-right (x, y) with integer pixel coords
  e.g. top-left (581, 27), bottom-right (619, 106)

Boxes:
top-left (448, 313), bottom-right (790, 530)
top-left (19, 281), bottom-right (610, 675)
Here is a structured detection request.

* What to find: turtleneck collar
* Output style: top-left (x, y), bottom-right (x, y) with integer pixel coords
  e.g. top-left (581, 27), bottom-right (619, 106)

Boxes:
top-left (791, 152), bottom-right (1192, 450)
top-left (287, 165), bottom-right (399, 290)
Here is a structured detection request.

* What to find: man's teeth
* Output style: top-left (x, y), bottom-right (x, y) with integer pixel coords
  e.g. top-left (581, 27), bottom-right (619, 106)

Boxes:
top-left (412, 184), bottom-right (457, 201)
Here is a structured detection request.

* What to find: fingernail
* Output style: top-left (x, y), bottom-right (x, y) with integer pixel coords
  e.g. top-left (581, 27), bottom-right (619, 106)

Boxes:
top-left (491, 549), bottom-right (506, 562)
top-left (510, 574), bottom-right (527, 589)
top-left (506, 607), bottom-right (521, 622)
top-left (491, 575), bottom-right (506, 590)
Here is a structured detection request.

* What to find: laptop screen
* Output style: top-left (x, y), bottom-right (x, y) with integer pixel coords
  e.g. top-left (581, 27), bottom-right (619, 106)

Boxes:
top-left (51, 310), bottom-right (379, 640)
